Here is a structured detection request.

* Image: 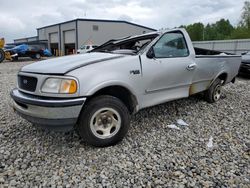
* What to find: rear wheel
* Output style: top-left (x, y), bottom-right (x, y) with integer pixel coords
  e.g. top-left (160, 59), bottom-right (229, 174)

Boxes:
top-left (204, 78), bottom-right (223, 103)
top-left (31, 53), bottom-right (41, 59)
top-left (77, 95), bottom-right (130, 147)
top-left (0, 49), bottom-right (5, 63)
top-left (34, 53), bottom-right (41, 59)
top-left (12, 56), bottom-right (18, 61)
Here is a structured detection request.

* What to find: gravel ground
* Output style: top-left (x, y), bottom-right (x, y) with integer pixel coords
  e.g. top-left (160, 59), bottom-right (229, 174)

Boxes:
top-left (0, 60), bottom-right (249, 188)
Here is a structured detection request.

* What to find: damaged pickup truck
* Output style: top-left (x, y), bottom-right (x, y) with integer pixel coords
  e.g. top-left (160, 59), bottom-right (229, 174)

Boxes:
top-left (11, 28), bottom-right (241, 147)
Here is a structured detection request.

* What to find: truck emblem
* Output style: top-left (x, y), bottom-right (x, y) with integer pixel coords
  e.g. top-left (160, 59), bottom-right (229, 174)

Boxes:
top-left (23, 79), bottom-right (28, 84)
top-left (130, 70), bottom-right (140, 75)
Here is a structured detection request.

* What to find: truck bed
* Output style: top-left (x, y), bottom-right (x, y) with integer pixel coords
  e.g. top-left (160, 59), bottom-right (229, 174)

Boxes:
top-left (194, 47), bottom-right (235, 56)
top-left (194, 48), bottom-right (241, 87)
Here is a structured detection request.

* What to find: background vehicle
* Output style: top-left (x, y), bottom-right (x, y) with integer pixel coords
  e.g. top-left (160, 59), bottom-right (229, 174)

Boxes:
top-left (240, 51), bottom-right (250, 75)
top-left (6, 44), bottom-right (52, 60)
top-left (11, 29), bottom-right (241, 147)
top-left (77, 44), bottom-right (98, 54)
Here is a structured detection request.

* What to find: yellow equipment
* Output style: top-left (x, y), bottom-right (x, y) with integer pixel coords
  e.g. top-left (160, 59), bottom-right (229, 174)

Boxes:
top-left (0, 38), bottom-right (12, 63)
top-left (0, 38), bottom-right (4, 48)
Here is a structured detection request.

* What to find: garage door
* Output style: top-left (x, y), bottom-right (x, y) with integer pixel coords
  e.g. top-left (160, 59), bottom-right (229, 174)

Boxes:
top-left (49, 32), bottom-right (58, 43)
top-left (64, 30), bottom-right (75, 44)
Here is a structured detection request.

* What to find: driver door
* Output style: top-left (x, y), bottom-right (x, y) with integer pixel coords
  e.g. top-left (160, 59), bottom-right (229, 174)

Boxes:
top-left (141, 31), bottom-right (197, 108)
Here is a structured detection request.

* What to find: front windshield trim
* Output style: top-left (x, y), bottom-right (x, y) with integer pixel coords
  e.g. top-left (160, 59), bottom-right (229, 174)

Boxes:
top-left (91, 32), bottom-right (160, 55)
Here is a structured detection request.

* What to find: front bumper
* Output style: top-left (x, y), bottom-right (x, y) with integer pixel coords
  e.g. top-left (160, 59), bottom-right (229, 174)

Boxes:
top-left (10, 89), bottom-right (86, 131)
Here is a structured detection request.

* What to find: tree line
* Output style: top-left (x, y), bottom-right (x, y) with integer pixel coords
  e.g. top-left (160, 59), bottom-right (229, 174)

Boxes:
top-left (180, 1), bottom-right (250, 41)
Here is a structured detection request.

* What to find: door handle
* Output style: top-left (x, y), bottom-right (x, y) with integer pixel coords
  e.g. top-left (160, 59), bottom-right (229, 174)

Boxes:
top-left (187, 63), bottom-right (197, 71)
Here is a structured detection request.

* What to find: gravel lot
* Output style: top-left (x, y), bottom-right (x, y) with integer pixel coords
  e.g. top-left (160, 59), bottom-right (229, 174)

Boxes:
top-left (0, 60), bottom-right (249, 187)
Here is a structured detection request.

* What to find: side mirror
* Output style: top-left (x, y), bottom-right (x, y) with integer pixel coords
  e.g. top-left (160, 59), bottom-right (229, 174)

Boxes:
top-left (146, 47), bottom-right (155, 59)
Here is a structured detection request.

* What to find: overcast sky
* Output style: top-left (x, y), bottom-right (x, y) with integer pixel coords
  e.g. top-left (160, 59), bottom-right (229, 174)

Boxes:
top-left (0, 0), bottom-right (246, 43)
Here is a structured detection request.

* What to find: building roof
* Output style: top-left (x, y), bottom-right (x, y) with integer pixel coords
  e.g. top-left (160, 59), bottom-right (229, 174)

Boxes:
top-left (14, 36), bottom-right (38, 41)
top-left (37, 18), bottom-right (156, 31)
top-left (7, 40), bottom-right (48, 46)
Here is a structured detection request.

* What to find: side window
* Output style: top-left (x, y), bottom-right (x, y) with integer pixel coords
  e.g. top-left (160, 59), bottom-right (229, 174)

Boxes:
top-left (153, 32), bottom-right (189, 58)
top-left (86, 46), bottom-right (90, 50)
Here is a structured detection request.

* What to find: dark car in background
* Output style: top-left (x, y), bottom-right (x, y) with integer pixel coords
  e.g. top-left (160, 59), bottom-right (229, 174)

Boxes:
top-left (3, 44), bottom-right (16, 50)
top-left (240, 51), bottom-right (250, 75)
top-left (6, 44), bottom-right (52, 61)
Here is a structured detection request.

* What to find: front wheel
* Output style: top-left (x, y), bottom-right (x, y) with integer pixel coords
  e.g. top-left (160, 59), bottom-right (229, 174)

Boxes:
top-left (204, 78), bottom-right (223, 103)
top-left (76, 95), bottom-right (130, 147)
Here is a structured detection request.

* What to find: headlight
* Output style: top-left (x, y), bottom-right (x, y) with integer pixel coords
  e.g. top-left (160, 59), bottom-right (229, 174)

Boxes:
top-left (41, 78), bottom-right (77, 94)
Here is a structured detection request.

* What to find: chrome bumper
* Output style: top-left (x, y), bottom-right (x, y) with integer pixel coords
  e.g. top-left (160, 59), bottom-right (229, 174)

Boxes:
top-left (10, 89), bottom-right (86, 131)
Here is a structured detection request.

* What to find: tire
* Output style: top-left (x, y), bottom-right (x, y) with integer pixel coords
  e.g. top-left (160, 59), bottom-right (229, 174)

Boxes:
top-left (77, 95), bottom-right (130, 147)
top-left (12, 56), bottom-right (18, 61)
top-left (204, 78), bottom-right (223, 103)
top-left (33, 53), bottom-right (41, 59)
top-left (0, 49), bottom-right (5, 63)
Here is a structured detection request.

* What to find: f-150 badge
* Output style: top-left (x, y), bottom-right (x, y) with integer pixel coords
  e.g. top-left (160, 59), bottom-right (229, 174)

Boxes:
top-left (130, 70), bottom-right (140, 75)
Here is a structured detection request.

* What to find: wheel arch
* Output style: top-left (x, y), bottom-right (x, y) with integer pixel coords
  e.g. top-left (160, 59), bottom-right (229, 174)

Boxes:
top-left (210, 72), bottom-right (228, 86)
top-left (86, 84), bottom-right (139, 114)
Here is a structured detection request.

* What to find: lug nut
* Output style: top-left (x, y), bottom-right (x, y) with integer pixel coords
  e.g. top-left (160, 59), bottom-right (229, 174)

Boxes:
top-left (98, 119), bottom-right (102, 125)
top-left (108, 117), bottom-right (112, 123)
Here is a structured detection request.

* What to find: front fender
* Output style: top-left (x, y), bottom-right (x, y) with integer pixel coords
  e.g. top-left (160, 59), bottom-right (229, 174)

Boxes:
top-left (86, 80), bottom-right (138, 97)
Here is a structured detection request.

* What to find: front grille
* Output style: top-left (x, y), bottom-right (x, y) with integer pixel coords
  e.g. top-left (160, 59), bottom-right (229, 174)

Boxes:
top-left (18, 75), bottom-right (37, 92)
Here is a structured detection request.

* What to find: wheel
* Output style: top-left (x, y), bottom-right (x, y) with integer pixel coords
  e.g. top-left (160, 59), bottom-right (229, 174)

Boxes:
top-left (204, 78), bottom-right (223, 103)
top-left (34, 53), bottom-right (41, 59)
top-left (0, 49), bottom-right (5, 63)
top-left (77, 95), bottom-right (130, 147)
top-left (12, 56), bottom-right (18, 61)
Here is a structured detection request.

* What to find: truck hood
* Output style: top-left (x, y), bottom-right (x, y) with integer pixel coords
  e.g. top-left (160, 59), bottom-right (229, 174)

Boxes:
top-left (21, 52), bottom-right (125, 74)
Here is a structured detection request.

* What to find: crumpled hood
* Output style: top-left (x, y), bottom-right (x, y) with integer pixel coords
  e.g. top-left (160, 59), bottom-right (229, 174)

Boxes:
top-left (21, 52), bottom-right (125, 74)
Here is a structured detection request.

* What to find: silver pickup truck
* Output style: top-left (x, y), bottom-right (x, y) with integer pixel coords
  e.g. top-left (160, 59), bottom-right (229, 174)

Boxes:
top-left (11, 28), bottom-right (241, 147)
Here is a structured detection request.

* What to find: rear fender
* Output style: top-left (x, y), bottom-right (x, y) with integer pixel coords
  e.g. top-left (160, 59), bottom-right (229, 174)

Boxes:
top-left (209, 71), bottom-right (228, 88)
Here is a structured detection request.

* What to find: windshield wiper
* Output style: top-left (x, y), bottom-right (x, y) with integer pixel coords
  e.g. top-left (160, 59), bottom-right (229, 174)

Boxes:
top-left (90, 49), bottom-right (111, 53)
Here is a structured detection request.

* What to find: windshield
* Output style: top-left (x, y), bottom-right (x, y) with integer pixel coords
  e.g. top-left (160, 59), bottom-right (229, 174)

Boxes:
top-left (80, 45), bottom-right (86, 50)
top-left (91, 32), bottom-right (159, 55)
